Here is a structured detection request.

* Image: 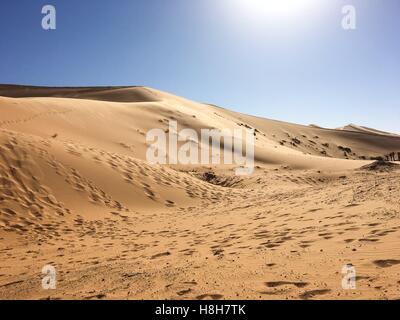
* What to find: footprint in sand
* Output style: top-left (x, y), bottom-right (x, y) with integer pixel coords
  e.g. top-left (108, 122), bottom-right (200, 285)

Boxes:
top-left (299, 289), bottom-right (331, 300)
top-left (196, 294), bottom-right (223, 300)
top-left (265, 281), bottom-right (309, 289)
top-left (373, 260), bottom-right (400, 268)
top-left (151, 251), bottom-right (171, 259)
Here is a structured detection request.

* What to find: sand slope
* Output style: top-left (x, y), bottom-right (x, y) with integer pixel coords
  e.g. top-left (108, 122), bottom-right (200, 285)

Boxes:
top-left (1, 85), bottom-right (400, 300)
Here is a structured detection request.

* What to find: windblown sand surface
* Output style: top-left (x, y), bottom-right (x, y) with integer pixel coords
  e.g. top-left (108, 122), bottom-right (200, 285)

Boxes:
top-left (0, 85), bottom-right (400, 300)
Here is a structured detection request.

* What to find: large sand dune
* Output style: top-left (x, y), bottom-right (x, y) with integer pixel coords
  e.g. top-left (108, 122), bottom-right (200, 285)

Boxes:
top-left (1, 85), bottom-right (400, 300)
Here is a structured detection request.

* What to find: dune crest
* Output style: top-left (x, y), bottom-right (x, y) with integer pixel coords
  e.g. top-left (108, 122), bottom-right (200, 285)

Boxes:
top-left (336, 123), bottom-right (399, 137)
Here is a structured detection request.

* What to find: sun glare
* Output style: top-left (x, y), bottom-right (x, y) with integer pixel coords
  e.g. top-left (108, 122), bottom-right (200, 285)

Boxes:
top-left (234, 0), bottom-right (317, 23)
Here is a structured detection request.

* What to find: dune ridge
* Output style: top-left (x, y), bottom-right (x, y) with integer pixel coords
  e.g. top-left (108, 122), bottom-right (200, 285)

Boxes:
top-left (336, 123), bottom-right (399, 137)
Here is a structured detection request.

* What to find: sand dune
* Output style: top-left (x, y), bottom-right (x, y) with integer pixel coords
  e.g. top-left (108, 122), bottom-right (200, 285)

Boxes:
top-left (336, 123), bottom-right (399, 137)
top-left (0, 84), bottom-right (161, 103)
top-left (1, 85), bottom-right (400, 300)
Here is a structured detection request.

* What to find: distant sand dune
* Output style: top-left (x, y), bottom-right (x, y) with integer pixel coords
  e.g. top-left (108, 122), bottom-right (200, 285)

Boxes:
top-left (336, 123), bottom-right (399, 137)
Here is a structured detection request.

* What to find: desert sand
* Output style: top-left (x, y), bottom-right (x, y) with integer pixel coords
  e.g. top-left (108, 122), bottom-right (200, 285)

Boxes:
top-left (0, 85), bottom-right (399, 300)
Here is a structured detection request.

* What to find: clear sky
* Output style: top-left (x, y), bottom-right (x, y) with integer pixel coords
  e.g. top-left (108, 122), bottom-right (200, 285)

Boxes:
top-left (0, 0), bottom-right (399, 133)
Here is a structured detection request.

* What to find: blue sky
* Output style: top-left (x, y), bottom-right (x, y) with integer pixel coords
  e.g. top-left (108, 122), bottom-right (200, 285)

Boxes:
top-left (0, 0), bottom-right (399, 133)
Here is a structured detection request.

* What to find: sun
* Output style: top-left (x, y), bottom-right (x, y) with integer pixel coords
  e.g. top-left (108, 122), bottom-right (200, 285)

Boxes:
top-left (242, 0), bottom-right (314, 14)
top-left (233, 0), bottom-right (317, 22)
